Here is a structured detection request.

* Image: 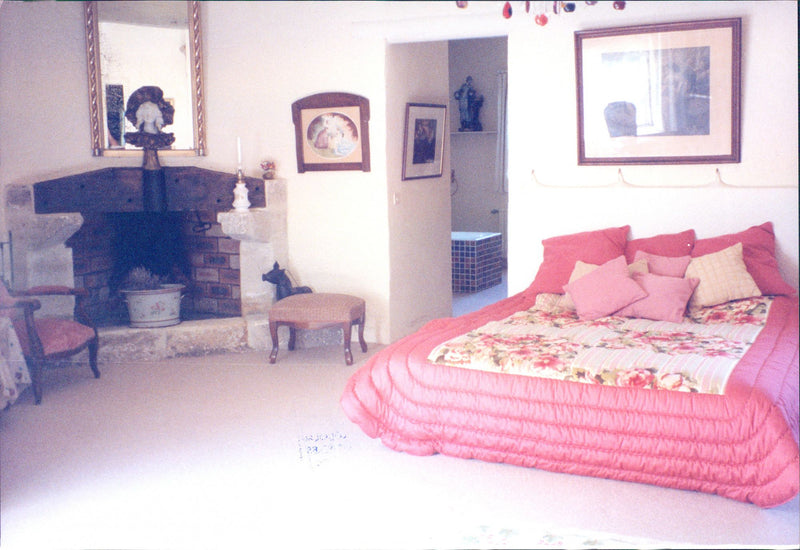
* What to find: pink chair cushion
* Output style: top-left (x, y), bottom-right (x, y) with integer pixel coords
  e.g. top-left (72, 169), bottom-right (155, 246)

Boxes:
top-left (269, 293), bottom-right (365, 324)
top-left (13, 318), bottom-right (95, 356)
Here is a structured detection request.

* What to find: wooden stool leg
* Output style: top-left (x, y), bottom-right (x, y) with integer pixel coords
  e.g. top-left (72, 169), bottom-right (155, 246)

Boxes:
top-left (269, 321), bottom-right (279, 364)
top-left (288, 326), bottom-right (297, 351)
top-left (357, 312), bottom-right (367, 352)
top-left (342, 322), bottom-right (354, 365)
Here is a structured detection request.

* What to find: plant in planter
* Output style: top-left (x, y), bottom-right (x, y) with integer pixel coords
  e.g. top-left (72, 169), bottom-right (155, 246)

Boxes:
top-left (121, 266), bottom-right (163, 290)
top-left (120, 266), bottom-right (185, 328)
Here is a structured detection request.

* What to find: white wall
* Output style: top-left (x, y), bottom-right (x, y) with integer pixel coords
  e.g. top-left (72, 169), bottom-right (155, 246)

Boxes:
top-left (506, 1), bottom-right (799, 294)
top-left (0, 2), bottom-right (91, 196)
top-left (386, 41), bottom-right (452, 340)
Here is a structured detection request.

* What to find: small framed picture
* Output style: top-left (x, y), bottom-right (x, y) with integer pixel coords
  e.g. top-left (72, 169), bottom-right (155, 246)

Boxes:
top-left (291, 92), bottom-right (370, 172)
top-left (575, 18), bottom-right (741, 165)
top-left (402, 103), bottom-right (447, 180)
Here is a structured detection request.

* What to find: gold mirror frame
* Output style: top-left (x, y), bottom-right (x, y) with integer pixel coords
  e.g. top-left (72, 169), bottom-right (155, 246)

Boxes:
top-left (84, 0), bottom-right (206, 157)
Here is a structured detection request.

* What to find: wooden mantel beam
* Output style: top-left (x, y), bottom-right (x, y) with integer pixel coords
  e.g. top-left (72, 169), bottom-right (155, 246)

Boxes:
top-left (33, 167), bottom-right (266, 214)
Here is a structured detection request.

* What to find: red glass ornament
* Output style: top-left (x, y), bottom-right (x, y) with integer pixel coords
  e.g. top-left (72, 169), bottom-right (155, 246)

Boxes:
top-left (613, 1), bottom-right (626, 9)
top-left (503, 1), bottom-right (512, 18)
top-left (535, 13), bottom-right (548, 26)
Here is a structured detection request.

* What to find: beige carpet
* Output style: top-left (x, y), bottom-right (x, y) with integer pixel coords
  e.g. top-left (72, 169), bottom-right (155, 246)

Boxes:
top-left (1, 346), bottom-right (797, 550)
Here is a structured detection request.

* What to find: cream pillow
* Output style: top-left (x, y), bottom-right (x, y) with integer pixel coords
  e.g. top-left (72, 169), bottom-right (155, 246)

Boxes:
top-left (685, 242), bottom-right (761, 309)
top-left (560, 258), bottom-right (648, 310)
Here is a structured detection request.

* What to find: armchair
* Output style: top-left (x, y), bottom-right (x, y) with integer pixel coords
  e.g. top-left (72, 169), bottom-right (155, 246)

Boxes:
top-left (0, 282), bottom-right (99, 404)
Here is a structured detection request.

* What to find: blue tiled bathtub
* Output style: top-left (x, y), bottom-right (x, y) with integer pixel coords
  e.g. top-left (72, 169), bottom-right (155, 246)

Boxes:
top-left (451, 231), bottom-right (503, 293)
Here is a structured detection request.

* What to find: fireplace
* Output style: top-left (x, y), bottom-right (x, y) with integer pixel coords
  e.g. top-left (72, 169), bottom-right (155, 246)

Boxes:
top-left (5, 167), bottom-right (287, 336)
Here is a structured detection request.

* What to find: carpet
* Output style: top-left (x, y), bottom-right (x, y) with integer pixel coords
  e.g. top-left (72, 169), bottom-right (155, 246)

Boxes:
top-left (2, 350), bottom-right (796, 550)
top-left (461, 523), bottom-right (675, 549)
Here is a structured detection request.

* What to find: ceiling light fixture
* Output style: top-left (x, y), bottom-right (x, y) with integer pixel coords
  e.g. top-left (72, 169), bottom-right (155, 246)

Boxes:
top-left (456, 1), bottom-right (625, 24)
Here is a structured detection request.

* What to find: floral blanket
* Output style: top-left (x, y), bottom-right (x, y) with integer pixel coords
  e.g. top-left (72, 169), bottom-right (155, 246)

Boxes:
top-left (428, 296), bottom-right (772, 394)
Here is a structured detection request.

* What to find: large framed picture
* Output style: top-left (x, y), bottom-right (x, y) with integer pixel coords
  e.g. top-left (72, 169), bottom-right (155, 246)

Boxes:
top-left (402, 103), bottom-right (447, 180)
top-left (291, 92), bottom-right (370, 172)
top-left (575, 18), bottom-right (741, 165)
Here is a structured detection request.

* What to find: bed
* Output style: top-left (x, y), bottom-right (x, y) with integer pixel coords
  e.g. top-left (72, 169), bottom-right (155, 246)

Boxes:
top-left (341, 223), bottom-right (799, 507)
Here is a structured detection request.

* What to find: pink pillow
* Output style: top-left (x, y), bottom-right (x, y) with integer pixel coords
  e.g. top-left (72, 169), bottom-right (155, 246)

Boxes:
top-left (692, 222), bottom-right (795, 296)
top-left (563, 255), bottom-right (648, 321)
top-left (617, 273), bottom-right (699, 323)
top-left (527, 225), bottom-right (630, 295)
top-left (624, 229), bottom-right (695, 264)
top-left (633, 250), bottom-right (691, 278)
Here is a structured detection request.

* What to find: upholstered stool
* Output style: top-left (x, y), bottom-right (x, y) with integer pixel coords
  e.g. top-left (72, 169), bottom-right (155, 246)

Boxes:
top-left (268, 293), bottom-right (367, 365)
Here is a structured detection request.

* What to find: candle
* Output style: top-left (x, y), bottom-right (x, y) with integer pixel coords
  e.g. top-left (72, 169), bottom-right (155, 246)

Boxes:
top-left (237, 136), bottom-right (242, 170)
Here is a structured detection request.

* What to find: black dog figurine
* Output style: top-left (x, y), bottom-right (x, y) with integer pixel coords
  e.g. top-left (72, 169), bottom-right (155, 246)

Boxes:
top-left (262, 262), bottom-right (313, 300)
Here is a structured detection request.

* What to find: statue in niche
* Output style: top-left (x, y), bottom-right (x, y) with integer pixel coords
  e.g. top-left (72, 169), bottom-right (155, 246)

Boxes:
top-left (454, 76), bottom-right (484, 132)
top-left (123, 86), bottom-right (176, 156)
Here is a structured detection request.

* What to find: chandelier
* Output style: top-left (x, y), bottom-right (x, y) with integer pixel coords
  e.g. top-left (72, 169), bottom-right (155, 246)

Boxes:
top-left (456, 1), bottom-right (626, 25)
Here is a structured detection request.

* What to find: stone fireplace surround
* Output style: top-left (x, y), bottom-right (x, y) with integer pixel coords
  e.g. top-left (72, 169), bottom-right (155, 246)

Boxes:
top-left (4, 167), bottom-right (294, 362)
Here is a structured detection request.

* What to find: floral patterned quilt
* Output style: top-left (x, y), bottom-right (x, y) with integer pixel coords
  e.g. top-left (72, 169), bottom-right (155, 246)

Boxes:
top-left (428, 296), bottom-right (772, 394)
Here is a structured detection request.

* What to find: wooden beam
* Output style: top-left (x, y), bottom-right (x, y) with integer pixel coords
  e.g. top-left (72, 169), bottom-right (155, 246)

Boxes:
top-left (33, 167), bottom-right (266, 214)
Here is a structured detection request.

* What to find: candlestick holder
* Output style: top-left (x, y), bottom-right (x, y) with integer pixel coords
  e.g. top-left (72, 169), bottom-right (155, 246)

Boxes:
top-left (232, 168), bottom-right (251, 211)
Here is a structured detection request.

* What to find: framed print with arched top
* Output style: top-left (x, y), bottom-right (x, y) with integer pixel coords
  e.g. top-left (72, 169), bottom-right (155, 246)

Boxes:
top-left (291, 92), bottom-right (370, 173)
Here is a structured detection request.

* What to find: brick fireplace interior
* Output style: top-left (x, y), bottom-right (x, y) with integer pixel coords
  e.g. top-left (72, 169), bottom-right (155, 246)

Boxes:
top-left (29, 166), bottom-right (267, 327)
top-left (68, 210), bottom-right (241, 326)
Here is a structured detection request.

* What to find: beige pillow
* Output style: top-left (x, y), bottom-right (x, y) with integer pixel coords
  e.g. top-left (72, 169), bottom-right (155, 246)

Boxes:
top-left (534, 292), bottom-right (573, 313)
top-left (685, 242), bottom-right (761, 309)
top-left (560, 258), bottom-right (648, 310)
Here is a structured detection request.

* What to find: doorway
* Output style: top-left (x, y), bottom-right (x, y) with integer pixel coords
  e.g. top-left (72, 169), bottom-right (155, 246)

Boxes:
top-left (448, 36), bottom-right (509, 314)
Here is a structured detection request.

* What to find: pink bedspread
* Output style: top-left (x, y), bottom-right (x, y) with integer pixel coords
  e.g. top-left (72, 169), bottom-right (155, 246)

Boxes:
top-left (341, 293), bottom-right (800, 507)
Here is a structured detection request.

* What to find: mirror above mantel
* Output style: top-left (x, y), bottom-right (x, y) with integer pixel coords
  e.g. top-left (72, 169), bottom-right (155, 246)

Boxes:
top-left (84, 0), bottom-right (206, 157)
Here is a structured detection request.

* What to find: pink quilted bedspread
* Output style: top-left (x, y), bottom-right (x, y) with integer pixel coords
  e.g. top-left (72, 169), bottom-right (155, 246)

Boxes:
top-left (341, 293), bottom-right (800, 507)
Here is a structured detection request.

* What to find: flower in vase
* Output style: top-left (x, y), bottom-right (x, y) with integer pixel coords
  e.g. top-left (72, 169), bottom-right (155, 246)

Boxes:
top-left (260, 160), bottom-right (276, 179)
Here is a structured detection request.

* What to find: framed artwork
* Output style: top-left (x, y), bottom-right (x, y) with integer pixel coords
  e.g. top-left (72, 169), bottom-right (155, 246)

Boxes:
top-left (402, 103), bottom-right (447, 180)
top-left (575, 18), bottom-right (741, 165)
top-left (291, 92), bottom-right (370, 172)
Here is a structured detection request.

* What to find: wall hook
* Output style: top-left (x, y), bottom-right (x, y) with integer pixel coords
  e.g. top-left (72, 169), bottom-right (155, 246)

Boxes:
top-left (714, 167), bottom-right (727, 186)
top-left (617, 168), bottom-right (631, 185)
